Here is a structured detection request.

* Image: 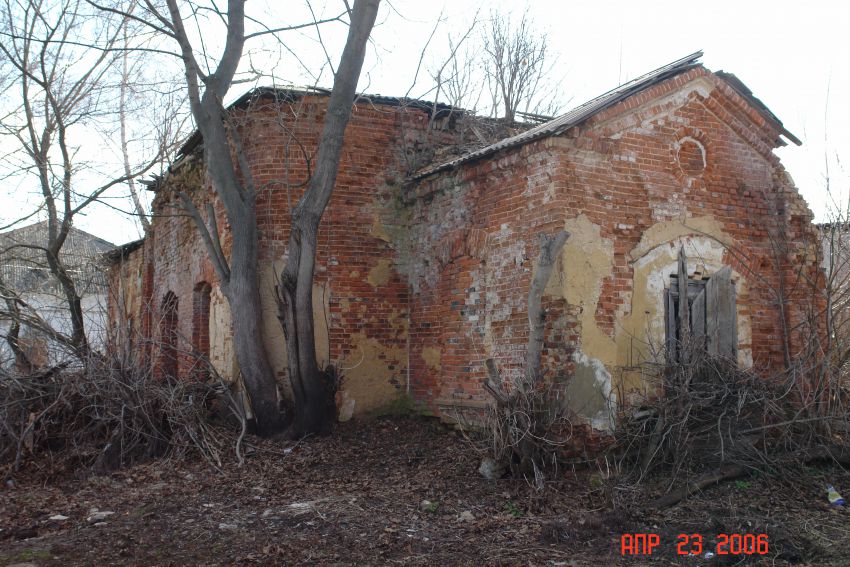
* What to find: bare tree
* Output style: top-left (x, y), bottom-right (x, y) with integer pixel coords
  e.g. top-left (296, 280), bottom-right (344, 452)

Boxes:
top-left (119, 18), bottom-right (150, 233)
top-left (434, 32), bottom-right (484, 113)
top-left (482, 11), bottom-right (558, 123)
top-left (421, 10), bottom-right (483, 117)
top-left (278, 0), bottom-right (380, 436)
top-left (0, 0), bottom-right (168, 361)
top-left (413, 9), bottom-right (563, 127)
top-left (99, 0), bottom-right (379, 436)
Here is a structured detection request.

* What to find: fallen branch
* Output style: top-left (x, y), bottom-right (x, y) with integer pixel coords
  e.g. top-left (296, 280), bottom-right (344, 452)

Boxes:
top-left (803, 446), bottom-right (850, 468)
top-left (1, 348), bottom-right (244, 477)
top-left (651, 464), bottom-right (746, 509)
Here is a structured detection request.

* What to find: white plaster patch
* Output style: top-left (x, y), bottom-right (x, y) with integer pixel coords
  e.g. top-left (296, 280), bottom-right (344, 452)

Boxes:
top-left (338, 391), bottom-right (356, 422)
top-left (543, 182), bottom-right (557, 204)
top-left (675, 136), bottom-right (708, 177)
top-left (651, 195), bottom-right (686, 222)
top-left (675, 136), bottom-right (707, 167)
top-left (569, 350), bottom-right (616, 431)
top-left (209, 285), bottom-right (236, 379)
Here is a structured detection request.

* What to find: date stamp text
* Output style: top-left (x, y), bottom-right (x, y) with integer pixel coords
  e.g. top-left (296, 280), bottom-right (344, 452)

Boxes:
top-left (620, 533), bottom-right (769, 556)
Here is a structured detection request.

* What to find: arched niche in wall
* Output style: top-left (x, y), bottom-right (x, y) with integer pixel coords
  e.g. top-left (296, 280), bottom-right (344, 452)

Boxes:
top-left (158, 291), bottom-right (179, 380)
top-left (628, 234), bottom-right (752, 370)
top-left (192, 282), bottom-right (212, 380)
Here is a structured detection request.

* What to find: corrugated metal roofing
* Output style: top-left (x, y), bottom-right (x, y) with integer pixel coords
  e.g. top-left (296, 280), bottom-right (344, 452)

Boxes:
top-left (410, 51), bottom-right (801, 181)
top-left (411, 51), bottom-right (705, 180)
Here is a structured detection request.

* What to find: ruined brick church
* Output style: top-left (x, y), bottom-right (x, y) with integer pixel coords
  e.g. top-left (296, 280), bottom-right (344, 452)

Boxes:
top-left (106, 52), bottom-right (822, 433)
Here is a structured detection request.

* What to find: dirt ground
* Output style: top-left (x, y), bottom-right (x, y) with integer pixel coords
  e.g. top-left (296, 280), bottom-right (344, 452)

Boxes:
top-left (2, 415), bottom-right (849, 566)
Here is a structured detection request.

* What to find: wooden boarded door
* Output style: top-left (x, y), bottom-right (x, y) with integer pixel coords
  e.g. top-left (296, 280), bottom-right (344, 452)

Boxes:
top-left (705, 265), bottom-right (737, 361)
top-left (666, 252), bottom-right (736, 364)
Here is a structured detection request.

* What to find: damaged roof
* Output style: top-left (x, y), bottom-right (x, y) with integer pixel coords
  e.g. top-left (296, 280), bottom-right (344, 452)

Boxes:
top-left (411, 51), bottom-right (801, 181)
top-left (175, 86), bottom-right (461, 160)
top-left (151, 53), bottom-right (800, 193)
top-left (713, 71), bottom-right (802, 146)
top-left (103, 237), bottom-right (145, 265)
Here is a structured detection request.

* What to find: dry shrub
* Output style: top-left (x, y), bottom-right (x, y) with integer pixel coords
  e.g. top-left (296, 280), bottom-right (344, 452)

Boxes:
top-left (613, 345), bottom-right (850, 494)
top-left (484, 376), bottom-right (575, 488)
top-left (0, 353), bottom-right (241, 479)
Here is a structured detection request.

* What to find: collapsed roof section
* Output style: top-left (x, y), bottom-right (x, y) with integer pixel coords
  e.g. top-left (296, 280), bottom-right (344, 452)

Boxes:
top-left (142, 86), bottom-right (463, 193)
top-left (102, 238), bottom-right (145, 265)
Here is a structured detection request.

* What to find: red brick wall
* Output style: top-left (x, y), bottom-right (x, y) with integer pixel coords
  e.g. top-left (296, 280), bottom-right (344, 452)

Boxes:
top-left (109, 93), bottom-right (459, 413)
top-left (156, 291), bottom-right (178, 379)
top-left (405, 145), bottom-right (582, 413)
top-left (192, 282), bottom-right (212, 380)
top-left (404, 67), bottom-right (822, 419)
top-left (106, 71), bottom-right (823, 428)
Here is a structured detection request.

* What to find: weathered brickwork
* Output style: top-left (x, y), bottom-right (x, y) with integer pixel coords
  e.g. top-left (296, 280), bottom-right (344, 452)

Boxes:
top-left (403, 152), bottom-right (581, 418)
top-left (405, 67), bottom-right (821, 429)
top-left (108, 93), bottom-right (459, 418)
top-left (107, 62), bottom-right (823, 434)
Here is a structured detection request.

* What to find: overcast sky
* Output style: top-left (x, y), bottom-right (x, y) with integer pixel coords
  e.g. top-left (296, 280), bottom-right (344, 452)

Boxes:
top-left (2, 0), bottom-right (847, 245)
top-left (366, 0), bottom-right (850, 225)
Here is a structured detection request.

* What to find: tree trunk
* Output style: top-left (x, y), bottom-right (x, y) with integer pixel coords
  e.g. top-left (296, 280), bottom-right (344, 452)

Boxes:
top-left (120, 22), bottom-right (150, 233)
top-left (225, 232), bottom-right (285, 436)
top-left (163, 0), bottom-right (288, 437)
top-left (484, 229), bottom-right (570, 400)
top-left (482, 230), bottom-right (570, 476)
top-left (0, 277), bottom-right (33, 373)
top-left (278, 0), bottom-right (380, 437)
top-left (45, 248), bottom-right (90, 358)
top-left (200, 110), bottom-right (286, 436)
top-left (280, 217), bottom-right (331, 435)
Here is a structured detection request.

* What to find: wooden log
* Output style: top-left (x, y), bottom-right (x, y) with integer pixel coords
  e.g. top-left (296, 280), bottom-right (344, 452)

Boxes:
top-left (677, 248), bottom-right (690, 363)
top-left (665, 290), bottom-right (677, 363)
top-left (525, 230), bottom-right (570, 389)
top-left (691, 287), bottom-right (706, 351)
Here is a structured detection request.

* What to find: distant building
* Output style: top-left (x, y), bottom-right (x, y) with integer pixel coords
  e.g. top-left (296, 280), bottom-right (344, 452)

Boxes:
top-left (0, 221), bottom-right (114, 366)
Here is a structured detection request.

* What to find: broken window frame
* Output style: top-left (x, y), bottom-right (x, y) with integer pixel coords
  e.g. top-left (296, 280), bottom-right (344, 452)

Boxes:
top-left (664, 249), bottom-right (738, 364)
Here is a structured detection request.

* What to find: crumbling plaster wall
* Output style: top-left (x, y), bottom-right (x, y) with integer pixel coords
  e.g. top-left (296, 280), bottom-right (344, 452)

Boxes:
top-left (105, 70), bottom-right (822, 432)
top-left (405, 67), bottom-right (821, 434)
